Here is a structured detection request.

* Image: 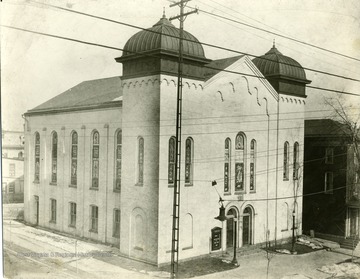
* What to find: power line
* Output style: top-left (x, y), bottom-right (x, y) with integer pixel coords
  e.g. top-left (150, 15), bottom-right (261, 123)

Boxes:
top-left (5, 23), bottom-right (359, 98)
top-left (8, 0), bottom-right (360, 83)
top-left (192, 6), bottom-right (360, 63)
top-left (193, 0), bottom-right (360, 77)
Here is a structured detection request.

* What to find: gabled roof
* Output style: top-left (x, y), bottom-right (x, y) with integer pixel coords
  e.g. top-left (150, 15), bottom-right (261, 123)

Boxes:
top-left (26, 76), bottom-right (122, 115)
top-left (203, 55), bottom-right (244, 81)
top-left (305, 119), bottom-right (350, 138)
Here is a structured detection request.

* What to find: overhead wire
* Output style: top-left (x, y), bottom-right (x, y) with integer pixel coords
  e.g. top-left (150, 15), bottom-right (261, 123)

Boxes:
top-left (5, 0), bottom-right (360, 84)
top-left (193, 0), bottom-right (360, 76)
top-left (5, 23), bottom-right (360, 99)
top-left (189, 5), bottom-right (360, 63)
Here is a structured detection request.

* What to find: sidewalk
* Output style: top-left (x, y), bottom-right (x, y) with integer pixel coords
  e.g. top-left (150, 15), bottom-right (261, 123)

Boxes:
top-left (4, 219), bottom-right (360, 279)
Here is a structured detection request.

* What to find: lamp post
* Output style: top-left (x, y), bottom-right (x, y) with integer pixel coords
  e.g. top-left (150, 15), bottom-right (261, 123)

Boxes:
top-left (231, 219), bottom-right (239, 266)
top-left (214, 198), bottom-right (239, 266)
top-left (291, 210), bottom-right (296, 254)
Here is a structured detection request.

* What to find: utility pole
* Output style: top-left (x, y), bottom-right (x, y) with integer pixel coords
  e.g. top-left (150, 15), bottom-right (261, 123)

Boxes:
top-left (169, 1), bottom-right (197, 278)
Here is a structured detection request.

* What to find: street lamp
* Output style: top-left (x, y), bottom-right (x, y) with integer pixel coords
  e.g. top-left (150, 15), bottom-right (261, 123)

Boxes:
top-left (214, 198), bottom-right (239, 266)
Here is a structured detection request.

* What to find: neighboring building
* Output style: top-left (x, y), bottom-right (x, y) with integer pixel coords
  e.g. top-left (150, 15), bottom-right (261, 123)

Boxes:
top-left (303, 119), bottom-right (360, 247)
top-left (2, 130), bottom-right (25, 203)
top-left (24, 15), bottom-right (310, 265)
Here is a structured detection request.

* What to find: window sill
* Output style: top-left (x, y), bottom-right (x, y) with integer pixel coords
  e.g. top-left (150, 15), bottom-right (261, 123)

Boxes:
top-left (224, 192), bottom-right (231, 196)
top-left (135, 183), bottom-right (143, 187)
top-left (69, 184), bottom-right (77, 188)
top-left (49, 182), bottom-right (57, 186)
top-left (168, 184), bottom-right (174, 188)
top-left (185, 183), bottom-right (193, 187)
top-left (33, 180), bottom-right (40, 184)
top-left (89, 187), bottom-right (99, 191)
top-left (250, 190), bottom-right (256, 194)
top-left (112, 235), bottom-right (120, 239)
top-left (234, 191), bottom-right (245, 194)
top-left (281, 229), bottom-right (288, 232)
top-left (113, 188), bottom-right (121, 193)
top-left (134, 246), bottom-right (143, 251)
top-left (68, 224), bottom-right (76, 228)
top-left (182, 246), bottom-right (193, 251)
top-left (89, 229), bottom-right (98, 233)
top-left (283, 178), bottom-right (289, 181)
top-left (49, 220), bottom-right (56, 224)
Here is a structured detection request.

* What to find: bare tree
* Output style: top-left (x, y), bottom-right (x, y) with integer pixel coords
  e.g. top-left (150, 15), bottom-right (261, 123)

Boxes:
top-left (326, 96), bottom-right (360, 261)
top-left (325, 97), bottom-right (360, 180)
top-left (264, 228), bottom-right (275, 279)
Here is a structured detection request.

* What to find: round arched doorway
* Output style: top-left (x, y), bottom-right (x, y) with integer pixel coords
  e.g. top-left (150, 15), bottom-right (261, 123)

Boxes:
top-left (242, 206), bottom-right (253, 245)
top-left (226, 208), bottom-right (238, 248)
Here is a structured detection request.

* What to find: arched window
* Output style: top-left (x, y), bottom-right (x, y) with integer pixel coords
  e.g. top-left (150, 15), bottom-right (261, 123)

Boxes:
top-left (250, 139), bottom-right (256, 192)
top-left (115, 130), bottom-right (122, 190)
top-left (92, 131), bottom-right (100, 188)
top-left (235, 132), bottom-right (246, 191)
top-left (51, 132), bottom-right (58, 183)
top-left (70, 131), bottom-right (78, 186)
top-left (34, 132), bottom-right (40, 182)
top-left (185, 137), bottom-right (194, 185)
top-left (224, 138), bottom-right (231, 192)
top-left (181, 213), bottom-right (193, 249)
top-left (137, 137), bottom-right (144, 185)
top-left (293, 142), bottom-right (299, 180)
top-left (283, 142), bottom-right (290, 180)
top-left (168, 137), bottom-right (176, 185)
top-left (135, 214), bottom-right (144, 249)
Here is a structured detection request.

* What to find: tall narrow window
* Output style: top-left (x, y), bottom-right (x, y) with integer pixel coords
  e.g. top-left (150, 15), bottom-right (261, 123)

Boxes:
top-left (70, 131), bottom-right (78, 186)
top-left (250, 139), bottom-right (256, 191)
top-left (51, 132), bottom-right (58, 183)
top-left (325, 148), bottom-right (334, 164)
top-left (235, 133), bottom-right (246, 191)
top-left (115, 130), bottom-right (122, 190)
top-left (113, 209), bottom-right (120, 238)
top-left (137, 137), bottom-right (144, 184)
top-left (90, 205), bottom-right (98, 232)
top-left (168, 137), bottom-right (176, 185)
top-left (325, 172), bottom-right (334, 194)
top-left (185, 137), bottom-right (193, 185)
top-left (293, 142), bottom-right (299, 180)
top-left (283, 142), bottom-right (290, 180)
top-left (34, 132), bottom-right (40, 182)
top-left (92, 131), bottom-right (100, 188)
top-left (224, 138), bottom-right (231, 193)
top-left (50, 199), bottom-right (57, 223)
top-left (69, 202), bottom-right (76, 227)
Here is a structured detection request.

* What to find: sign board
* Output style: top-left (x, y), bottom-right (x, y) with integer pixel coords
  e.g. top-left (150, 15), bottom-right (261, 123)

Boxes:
top-left (211, 227), bottom-right (222, 251)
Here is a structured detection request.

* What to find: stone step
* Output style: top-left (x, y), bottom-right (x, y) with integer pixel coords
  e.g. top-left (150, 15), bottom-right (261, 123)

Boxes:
top-left (340, 238), bottom-right (359, 250)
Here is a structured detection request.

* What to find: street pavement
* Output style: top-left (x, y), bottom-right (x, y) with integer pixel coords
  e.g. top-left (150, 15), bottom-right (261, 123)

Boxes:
top-left (3, 216), bottom-right (360, 279)
top-left (3, 219), bottom-right (154, 279)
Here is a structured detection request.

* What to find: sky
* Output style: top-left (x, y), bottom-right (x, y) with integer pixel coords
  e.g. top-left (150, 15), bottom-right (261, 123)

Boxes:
top-left (1, 0), bottom-right (360, 131)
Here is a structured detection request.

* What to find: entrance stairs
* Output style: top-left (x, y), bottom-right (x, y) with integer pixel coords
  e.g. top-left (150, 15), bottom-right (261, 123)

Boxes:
top-left (340, 237), bottom-right (360, 250)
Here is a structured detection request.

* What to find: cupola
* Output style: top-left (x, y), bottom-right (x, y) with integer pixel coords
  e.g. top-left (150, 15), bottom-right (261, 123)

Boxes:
top-left (116, 13), bottom-right (211, 80)
top-left (252, 43), bottom-right (311, 97)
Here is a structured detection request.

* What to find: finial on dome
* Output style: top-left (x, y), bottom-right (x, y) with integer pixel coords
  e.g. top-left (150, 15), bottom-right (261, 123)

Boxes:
top-left (162, 7), bottom-right (166, 18)
top-left (273, 39), bottom-right (275, 48)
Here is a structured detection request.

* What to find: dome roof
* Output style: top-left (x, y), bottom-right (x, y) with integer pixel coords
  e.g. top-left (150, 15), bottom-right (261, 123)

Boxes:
top-left (121, 15), bottom-right (206, 60)
top-left (252, 45), bottom-right (309, 82)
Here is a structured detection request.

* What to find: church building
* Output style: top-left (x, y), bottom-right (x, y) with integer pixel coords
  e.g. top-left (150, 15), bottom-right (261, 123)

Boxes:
top-left (23, 14), bottom-right (310, 265)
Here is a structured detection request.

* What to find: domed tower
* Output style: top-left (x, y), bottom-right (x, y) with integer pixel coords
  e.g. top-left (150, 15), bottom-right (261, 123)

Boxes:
top-left (252, 43), bottom-right (311, 97)
top-left (115, 14), bottom-right (211, 80)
